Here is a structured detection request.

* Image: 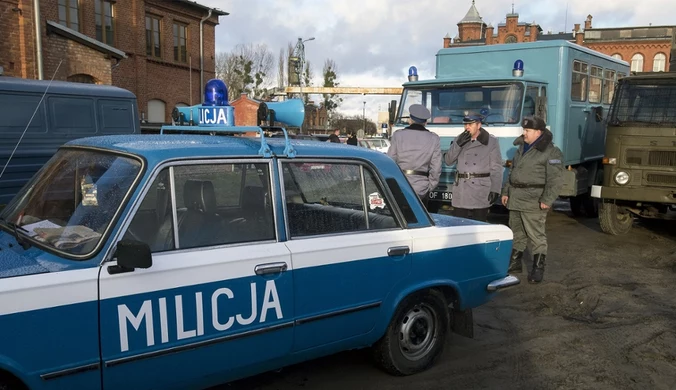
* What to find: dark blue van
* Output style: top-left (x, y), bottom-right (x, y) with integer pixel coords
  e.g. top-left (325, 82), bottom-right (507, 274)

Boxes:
top-left (0, 77), bottom-right (140, 206)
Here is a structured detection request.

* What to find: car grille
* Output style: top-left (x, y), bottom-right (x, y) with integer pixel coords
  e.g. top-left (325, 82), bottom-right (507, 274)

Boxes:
top-left (646, 173), bottom-right (676, 186)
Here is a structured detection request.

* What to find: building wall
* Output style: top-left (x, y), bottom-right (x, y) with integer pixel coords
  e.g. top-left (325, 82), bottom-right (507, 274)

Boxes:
top-left (0, 0), bottom-right (222, 123)
top-left (585, 41), bottom-right (671, 72)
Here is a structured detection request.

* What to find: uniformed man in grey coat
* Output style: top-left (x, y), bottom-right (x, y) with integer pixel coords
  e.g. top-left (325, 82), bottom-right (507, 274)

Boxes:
top-left (444, 114), bottom-right (503, 222)
top-left (387, 104), bottom-right (441, 208)
top-left (501, 115), bottom-right (564, 284)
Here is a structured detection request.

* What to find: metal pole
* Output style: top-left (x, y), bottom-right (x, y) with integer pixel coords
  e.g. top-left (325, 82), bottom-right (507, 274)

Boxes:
top-left (33, 0), bottom-right (44, 79)
top-left (363, 101), bottom-right (366, 134)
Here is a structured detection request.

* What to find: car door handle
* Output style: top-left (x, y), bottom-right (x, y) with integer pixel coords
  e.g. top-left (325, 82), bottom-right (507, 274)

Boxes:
top-left (387, 246), bottom-right (410, 256)
top-left (254, 262), bottom-right (288, 275)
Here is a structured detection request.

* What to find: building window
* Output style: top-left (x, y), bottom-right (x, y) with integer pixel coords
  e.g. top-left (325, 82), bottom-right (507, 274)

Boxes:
top-left (58, 0), bottom-right (80, 31)
top-left (173, 23), bottom-right (188, 63)
top-left (571, 60), bottom-right (588, 102)
top-left (67, 74), bottom-right (97, 84)
top-left (653, 53), bottom-right (667, 72)
top-left (504, 35), bottom-right (517, 44)
top-left (611, 53), bottom-right (623, 60)
top-left (95, 1), bottom-right (115, 45)
top-left (630, 53), bottom-right (644, 72)
top-left (146, 15), bottom-right (162, 58)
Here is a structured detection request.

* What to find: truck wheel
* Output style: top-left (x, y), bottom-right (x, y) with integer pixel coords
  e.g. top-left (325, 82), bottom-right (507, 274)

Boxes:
top-left (373, 289), bottom-right (449, 376)
top-left (599, 201), bottom-right (633, 235)
top-left (570, 192), bottom-right (598, 218)
top-left (569, 196), bottom-right (585, 217)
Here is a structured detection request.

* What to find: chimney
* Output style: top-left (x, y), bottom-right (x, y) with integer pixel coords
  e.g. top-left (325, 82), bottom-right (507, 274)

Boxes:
top-left (584, 15), bottom-right (593, 30)
top-left (573, 23), bottom-right (580, 36)
top-left (486, 25), bottom-right (494, 45)
top-left (443, 33), bottom-right (451, 48)
top-left (529, 23), bottom-right (539, 42)
top-left (576, 30), bottom-right (585, 45)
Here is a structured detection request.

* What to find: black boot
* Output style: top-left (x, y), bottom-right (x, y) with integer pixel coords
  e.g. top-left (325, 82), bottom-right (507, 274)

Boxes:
top-left (528, 254), bottom-right (546, 283)
top-left (508, 249), bottom-right (523, 273)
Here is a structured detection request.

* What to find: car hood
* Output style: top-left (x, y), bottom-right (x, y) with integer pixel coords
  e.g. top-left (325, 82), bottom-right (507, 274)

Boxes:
top-left (0, 233), bottom-right (51, 279)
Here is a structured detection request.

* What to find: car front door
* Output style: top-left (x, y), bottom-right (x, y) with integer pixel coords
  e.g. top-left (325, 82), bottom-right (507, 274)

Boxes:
top-left (280, 160), bottom-right (412, 351)
top-left (98, 160), bottom-right (293, 390)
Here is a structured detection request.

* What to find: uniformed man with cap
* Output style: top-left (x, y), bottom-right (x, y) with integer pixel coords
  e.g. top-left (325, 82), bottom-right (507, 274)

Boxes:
top-left (387, 104), bottom-right (441, 207)
top-left (444, 113), bottom-right (503, 222)
top-left (501, 115), bottom-right (564, 284)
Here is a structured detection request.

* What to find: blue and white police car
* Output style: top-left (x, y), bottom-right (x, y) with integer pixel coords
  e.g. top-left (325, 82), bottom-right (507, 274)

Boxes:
top-left (0, 80), bottom-right (518, 390)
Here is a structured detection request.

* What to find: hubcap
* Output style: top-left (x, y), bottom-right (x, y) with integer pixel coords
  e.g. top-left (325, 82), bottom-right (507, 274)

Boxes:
top-left (398, 303), bottom-right (438, 361)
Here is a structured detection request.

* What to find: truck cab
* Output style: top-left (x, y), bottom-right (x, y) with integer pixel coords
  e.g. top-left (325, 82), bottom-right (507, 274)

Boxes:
top-left (592, 72), bottom-right (676, 234)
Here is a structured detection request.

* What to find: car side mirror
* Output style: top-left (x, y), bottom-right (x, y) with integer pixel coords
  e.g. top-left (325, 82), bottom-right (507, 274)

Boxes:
top-left (109, 239), bottom-right (152, 274)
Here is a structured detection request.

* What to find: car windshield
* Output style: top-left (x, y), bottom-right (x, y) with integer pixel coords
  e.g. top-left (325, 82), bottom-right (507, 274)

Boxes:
top-left (397, 82), bottom-right (525, 125)
top-left (0, 148), bottom-right (143, 257)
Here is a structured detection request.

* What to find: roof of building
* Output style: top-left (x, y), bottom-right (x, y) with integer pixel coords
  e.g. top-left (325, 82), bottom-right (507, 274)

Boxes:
top-left (173, 0), bottom-right (229, 16)
top-left (46, 21), bottom-right (127, 59)
top-left (538, 32), bottom-right (574, 41)
top-left (458, 0), bottom-right (484, 24)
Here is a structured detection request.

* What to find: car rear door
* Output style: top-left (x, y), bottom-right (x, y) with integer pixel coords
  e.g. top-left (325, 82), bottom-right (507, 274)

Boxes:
top-left (280, 159), bottom-right (412, 351)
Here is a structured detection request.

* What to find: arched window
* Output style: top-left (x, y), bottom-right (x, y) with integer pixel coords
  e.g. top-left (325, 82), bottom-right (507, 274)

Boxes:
top-left (630, 53), bottom-right (644, 72)
top-left (653, 53), bottom-right (666, 72)
top-left (147, 99), bottom-right (166, 123)
top-left (611, 53), bottom-right (623, 60)
top-left (67, 74), bottom-right (97, 84)
top-left (504, 35), bottom-right (517, 44)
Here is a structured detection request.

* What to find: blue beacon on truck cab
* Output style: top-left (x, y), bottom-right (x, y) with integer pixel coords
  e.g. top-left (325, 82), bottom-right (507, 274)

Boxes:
top-left (0, 79), bottom-right (518, 390)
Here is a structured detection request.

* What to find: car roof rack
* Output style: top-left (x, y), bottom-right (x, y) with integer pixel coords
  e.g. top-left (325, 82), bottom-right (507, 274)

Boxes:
top-left (159, 125), bottom-right (297, 158)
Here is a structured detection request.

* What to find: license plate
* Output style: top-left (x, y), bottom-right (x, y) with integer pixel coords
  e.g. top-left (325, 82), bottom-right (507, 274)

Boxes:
top-left (428, 191), bottom-right (452, 201)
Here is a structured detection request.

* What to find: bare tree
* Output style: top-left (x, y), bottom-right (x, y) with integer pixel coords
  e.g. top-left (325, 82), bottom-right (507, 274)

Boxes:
top-left (277, 48), bottom-right (285, 89)
top-left (302, 60), bottom-right (314, 104)
top-left (215, 43), bottom-right (275, 102)
top-left (322, 59), bottom-right (342, 115)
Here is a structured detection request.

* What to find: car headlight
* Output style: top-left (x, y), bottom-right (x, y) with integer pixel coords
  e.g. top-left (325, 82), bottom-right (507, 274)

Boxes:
top-left (614, 171), bottom-right (630, 185)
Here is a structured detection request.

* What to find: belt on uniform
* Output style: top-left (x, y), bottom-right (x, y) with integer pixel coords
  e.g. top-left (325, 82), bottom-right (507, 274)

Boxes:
top-left (403, 170), bottom-right (429, 177)
top-left (456, 172), bottom-right (491, 179)
top-left (510, 182), bottom-right (545, 188)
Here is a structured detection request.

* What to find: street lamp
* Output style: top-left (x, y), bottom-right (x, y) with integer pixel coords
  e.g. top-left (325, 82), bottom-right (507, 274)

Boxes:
top-left (298, 37), bottom-right (315, 100)
top-left (362, 101), bottom-right (366, 135)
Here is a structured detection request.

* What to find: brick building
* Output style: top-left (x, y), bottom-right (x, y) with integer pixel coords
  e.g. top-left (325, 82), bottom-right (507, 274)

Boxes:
top-left (0, 0), bottom-right (227, 126)
top-left (444, 1), bottom-right (672, 72)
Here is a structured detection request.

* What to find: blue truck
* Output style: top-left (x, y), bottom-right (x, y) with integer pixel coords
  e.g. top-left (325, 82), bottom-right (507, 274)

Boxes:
top-left (0, 77), bottom-right (140, 207)
top-left (391, 40), bottom-right (630, 215)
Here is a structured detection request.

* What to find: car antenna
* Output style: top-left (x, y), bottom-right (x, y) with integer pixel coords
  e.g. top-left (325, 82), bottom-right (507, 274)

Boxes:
top-left (0, 59), bottom-right (63, 181)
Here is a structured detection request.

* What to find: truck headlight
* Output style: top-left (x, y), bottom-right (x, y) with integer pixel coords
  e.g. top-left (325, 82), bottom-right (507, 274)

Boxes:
top-left (614, 171), bottom-right (630, 185)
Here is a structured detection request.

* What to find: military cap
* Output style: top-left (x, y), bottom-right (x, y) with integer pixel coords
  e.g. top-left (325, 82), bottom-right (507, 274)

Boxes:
top-left (522, 115), bottom-right (547, 131)
top-left (462, 113), bottom-right (483, 124)
top-left (409, 104), bottom-right (431, 123)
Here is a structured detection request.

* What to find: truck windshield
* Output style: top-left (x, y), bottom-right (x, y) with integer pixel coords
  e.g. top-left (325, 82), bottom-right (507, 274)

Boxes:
top-left (609, 82), bottom-right (676, 126)
top-left (0, 148), bottom-right (143, 258)
top-left (397, 82), bottom-right (525, 125)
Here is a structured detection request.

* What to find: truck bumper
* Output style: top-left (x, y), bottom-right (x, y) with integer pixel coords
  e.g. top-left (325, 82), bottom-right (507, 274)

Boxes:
top-left (591, 185), bottom-right (676, 204)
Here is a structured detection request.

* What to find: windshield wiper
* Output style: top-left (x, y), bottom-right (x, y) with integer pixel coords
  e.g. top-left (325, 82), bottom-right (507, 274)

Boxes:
top-left (0, 217), bottom-right (31, 249)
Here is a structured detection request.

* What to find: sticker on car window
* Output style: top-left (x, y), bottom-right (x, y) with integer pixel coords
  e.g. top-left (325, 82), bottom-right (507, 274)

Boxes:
top-left (368, 192), bottom-right (386, 210)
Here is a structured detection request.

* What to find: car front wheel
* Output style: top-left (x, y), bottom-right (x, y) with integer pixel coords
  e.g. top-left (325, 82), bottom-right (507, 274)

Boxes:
top-left (373, 289), bottom-right (449, 376)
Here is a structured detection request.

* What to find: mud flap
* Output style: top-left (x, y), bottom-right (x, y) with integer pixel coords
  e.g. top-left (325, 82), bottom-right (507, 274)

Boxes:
top-left (450, 308), bottom-right (474, 338)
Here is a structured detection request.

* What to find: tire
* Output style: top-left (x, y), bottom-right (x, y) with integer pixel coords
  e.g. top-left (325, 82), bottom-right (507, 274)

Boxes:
top-left (569, 196), bottom-right (585, 217)
top-left (599, 201), bottom-right (634, 235)
top-left (372, 289), bottom-right (449, 376)
top-left (570, 192), bottom-right (599, 218)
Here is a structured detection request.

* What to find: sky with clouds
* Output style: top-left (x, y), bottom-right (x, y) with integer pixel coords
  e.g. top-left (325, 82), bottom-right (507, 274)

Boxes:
top-left (198, 0), bottom-right (674, 122)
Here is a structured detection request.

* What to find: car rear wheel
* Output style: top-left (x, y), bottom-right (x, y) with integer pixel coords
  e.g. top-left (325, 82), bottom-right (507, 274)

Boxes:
top-left (373, 289), bottom-right (449, 376)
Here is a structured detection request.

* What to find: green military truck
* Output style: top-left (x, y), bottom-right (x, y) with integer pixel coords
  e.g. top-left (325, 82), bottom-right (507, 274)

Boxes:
top-left (591, 71), bottom-right (676, 234)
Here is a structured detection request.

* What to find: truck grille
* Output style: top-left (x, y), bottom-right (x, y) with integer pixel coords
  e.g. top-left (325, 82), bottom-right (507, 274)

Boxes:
top-left (646, 173), bottom-right (676, 186)
top-left (648, 151), bottom-right (676, 167)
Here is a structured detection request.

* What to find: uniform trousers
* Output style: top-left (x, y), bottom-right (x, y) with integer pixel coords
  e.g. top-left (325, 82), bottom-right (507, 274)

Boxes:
top-left (451, 207), bottom-right (489, 222)
top-left (509, 209), bottom-right (549, 255)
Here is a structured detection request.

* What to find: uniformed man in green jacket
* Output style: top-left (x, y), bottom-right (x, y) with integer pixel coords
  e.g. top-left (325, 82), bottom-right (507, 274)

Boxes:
top-left (501, 116), bottom-right (564, 283)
